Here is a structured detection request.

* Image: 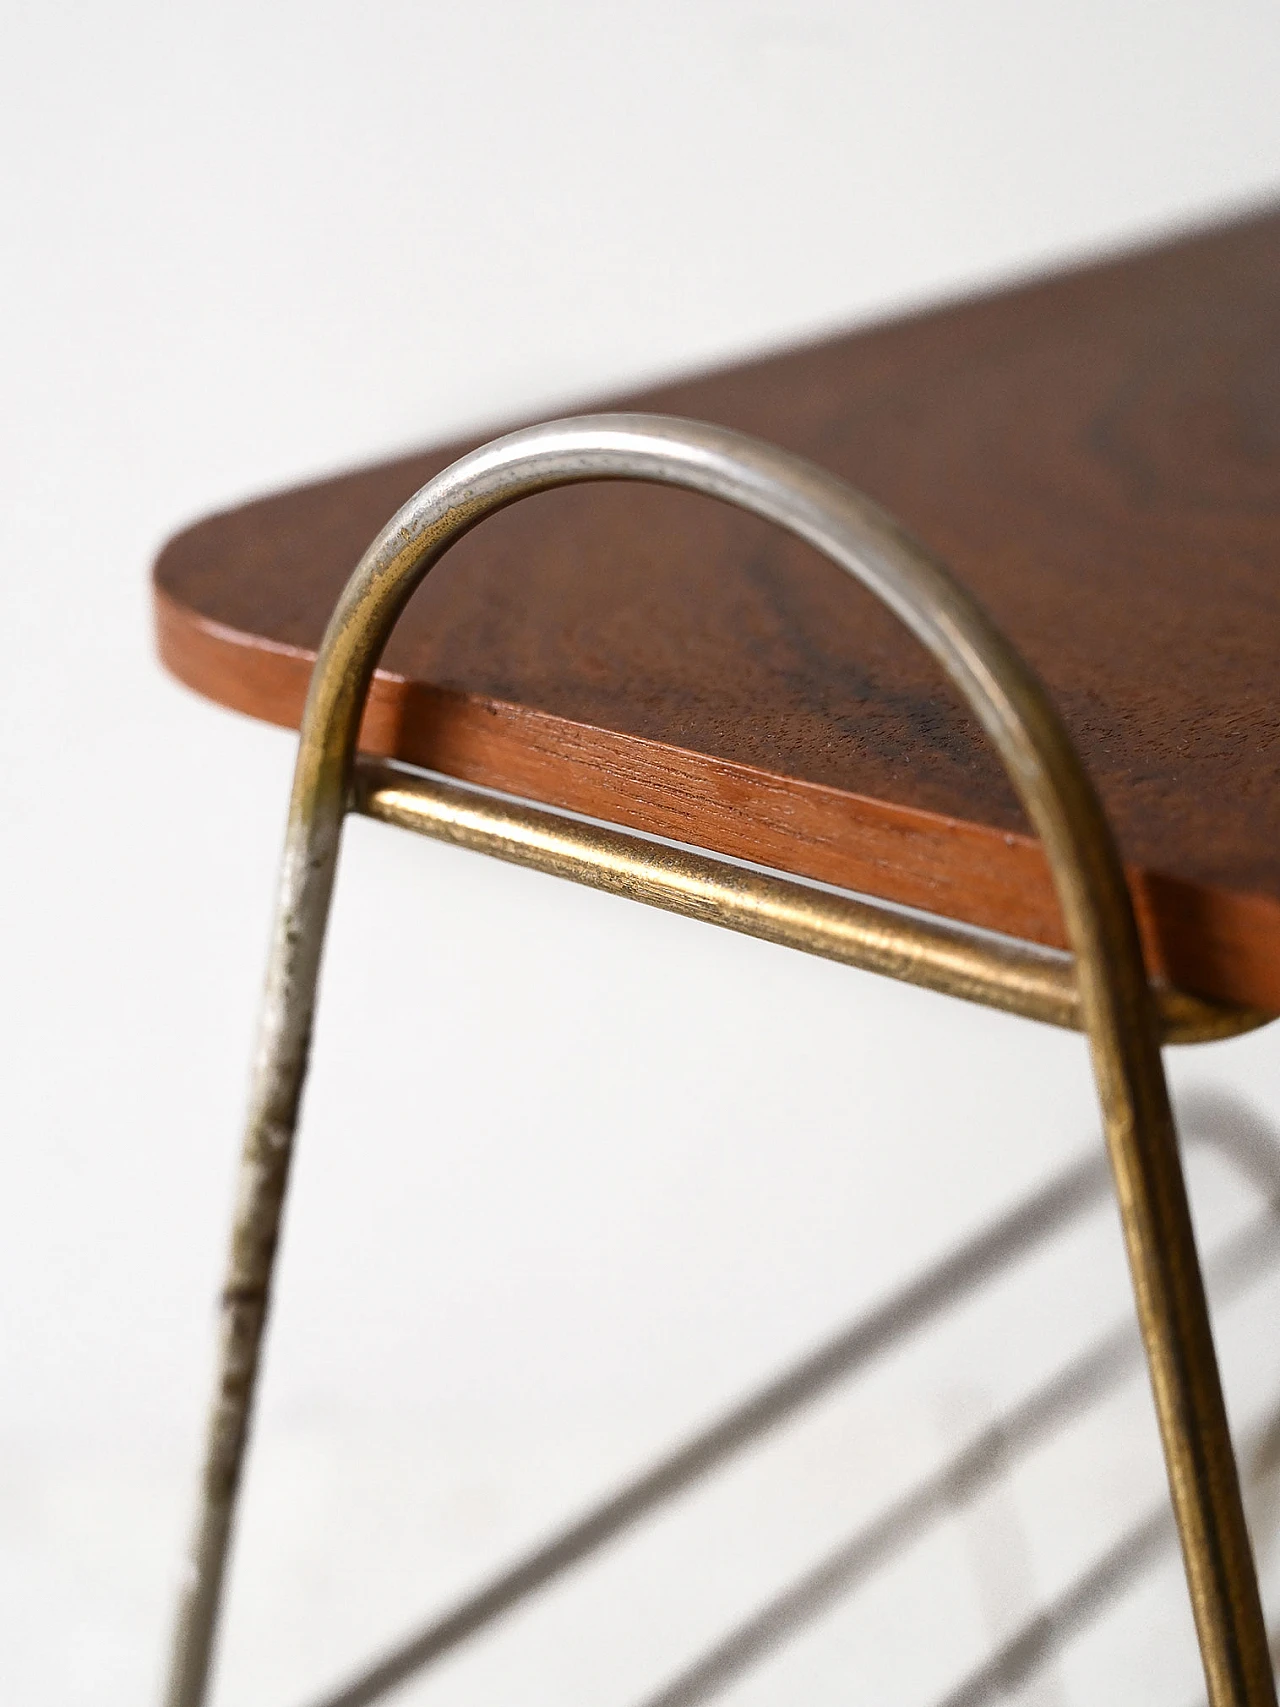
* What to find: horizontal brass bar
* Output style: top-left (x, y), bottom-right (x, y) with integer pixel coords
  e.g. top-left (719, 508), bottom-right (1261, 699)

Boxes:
top-left (351, 757), bottom-right (1271, 1046)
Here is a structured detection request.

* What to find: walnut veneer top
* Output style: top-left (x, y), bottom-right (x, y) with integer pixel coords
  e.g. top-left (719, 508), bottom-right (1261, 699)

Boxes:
top-left (155, 210), bottom-right (1280, 1011)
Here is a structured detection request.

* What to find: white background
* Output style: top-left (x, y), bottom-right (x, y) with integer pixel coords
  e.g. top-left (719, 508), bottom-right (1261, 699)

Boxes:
top-left (5, 4), bottom-right (1280, 1704)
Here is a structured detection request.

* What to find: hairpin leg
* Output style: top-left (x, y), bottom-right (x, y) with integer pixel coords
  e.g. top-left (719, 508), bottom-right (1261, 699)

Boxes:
top-left (162, 415), bottom-right (1274, 1707)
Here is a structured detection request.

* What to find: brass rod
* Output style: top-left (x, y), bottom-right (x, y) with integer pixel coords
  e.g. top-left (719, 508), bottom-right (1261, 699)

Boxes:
top-left (352, 757), bottom-right (1271, 1047)
top-left (163, 414), bottom-right (1276, 1707)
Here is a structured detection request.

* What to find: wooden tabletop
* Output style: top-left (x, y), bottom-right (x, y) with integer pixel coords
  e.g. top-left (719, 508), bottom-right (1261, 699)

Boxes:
top-left (155, 210), bottom-right (1280, 1012)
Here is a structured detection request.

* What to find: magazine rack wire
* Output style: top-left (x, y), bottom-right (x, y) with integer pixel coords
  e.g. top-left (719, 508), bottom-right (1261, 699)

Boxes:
top-left (161, 415), bottom-right (1277, 1707)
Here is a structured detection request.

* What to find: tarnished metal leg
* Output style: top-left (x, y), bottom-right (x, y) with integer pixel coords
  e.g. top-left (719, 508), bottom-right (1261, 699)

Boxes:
top-left (162, 414), bottom-right (1275, 1707)
top-left (163, 814), bottom-right (341, 1707)
top-left (163, 1220), bottom-right (276, 1707)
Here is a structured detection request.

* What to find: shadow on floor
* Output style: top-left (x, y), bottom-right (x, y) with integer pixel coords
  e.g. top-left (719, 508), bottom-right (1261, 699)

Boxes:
top-left (295, 1086), bottom-right (1280, 1707)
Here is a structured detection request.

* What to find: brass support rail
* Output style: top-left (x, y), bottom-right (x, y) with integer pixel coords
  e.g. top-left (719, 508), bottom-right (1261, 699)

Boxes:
top-left (352, 756), bottom-right (1272, 1047)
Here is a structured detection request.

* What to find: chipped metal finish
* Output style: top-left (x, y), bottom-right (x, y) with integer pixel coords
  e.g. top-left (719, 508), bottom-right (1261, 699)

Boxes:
top-left (163, 415), bottom-right (1275, 1707)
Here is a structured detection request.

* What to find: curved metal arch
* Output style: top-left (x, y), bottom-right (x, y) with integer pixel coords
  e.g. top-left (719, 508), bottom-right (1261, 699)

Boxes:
top-left (164, 416), bottom-right (1273, 1707)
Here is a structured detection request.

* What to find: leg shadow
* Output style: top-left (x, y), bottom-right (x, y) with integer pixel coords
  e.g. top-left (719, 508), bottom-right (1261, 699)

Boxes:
top-left (299, 1096), bottom-right (1280, 1707)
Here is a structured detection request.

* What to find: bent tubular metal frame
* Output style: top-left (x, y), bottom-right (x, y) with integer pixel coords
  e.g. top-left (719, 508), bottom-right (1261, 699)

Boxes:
top-left (163, 415), bottom-right (1276, 1707)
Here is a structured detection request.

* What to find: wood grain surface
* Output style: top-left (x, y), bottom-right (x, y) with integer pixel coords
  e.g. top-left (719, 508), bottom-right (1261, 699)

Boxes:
top-left (154, 210), bottom-right (1280, 1011)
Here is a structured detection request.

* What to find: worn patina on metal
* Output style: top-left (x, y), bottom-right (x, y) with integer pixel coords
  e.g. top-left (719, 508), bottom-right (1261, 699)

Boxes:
top-left (162, 416), bottom-right (1276, 1707)
top-left (352, 757), bottom-right (1269, 1047)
